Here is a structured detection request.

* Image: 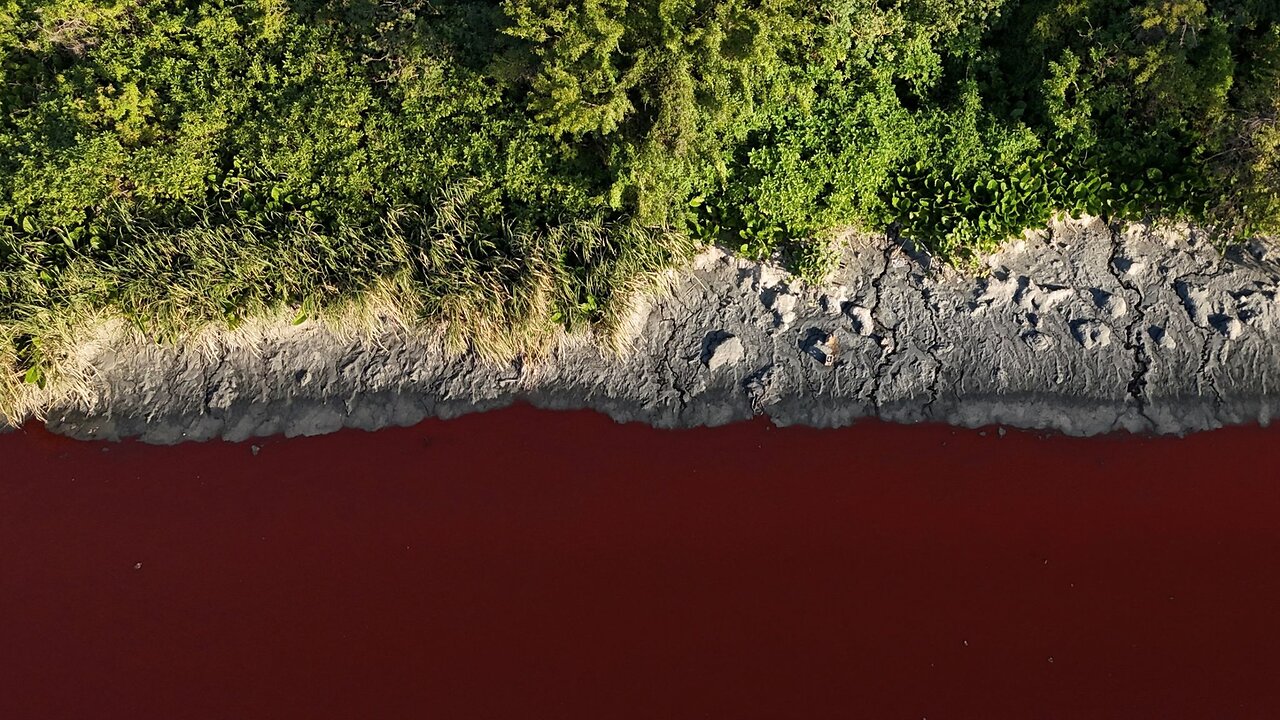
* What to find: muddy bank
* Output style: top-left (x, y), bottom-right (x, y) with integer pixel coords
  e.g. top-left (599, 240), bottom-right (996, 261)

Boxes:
top-left (34, 218), bottom-right (1280, 442)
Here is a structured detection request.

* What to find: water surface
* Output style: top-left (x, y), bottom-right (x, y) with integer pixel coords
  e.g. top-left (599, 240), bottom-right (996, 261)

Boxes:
top-left (3, 406), bottom-right (1279, 718)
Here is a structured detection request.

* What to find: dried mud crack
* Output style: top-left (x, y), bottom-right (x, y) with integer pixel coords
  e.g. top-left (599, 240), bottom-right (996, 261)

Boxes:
top-left (19, 219), bottom-right (1280, 443)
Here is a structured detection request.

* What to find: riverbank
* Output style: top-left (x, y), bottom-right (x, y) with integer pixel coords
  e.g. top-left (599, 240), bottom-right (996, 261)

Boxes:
top-left (11, 217), bottom-right (1276, 443)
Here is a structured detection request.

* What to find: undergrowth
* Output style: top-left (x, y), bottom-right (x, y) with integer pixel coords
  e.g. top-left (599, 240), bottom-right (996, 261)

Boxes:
top-left (1, 0), bottom-right (1277, 420)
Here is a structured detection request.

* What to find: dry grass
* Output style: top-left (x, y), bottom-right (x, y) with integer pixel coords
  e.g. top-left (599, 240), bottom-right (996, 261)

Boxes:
top-left (0, 183), bottom-right (697, 425)
top-left (0, 307), bottom-right (121, 425)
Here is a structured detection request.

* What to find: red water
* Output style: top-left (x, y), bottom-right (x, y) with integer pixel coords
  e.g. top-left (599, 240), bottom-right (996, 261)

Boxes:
top-left (2, 405), bottom-right (1280, 719)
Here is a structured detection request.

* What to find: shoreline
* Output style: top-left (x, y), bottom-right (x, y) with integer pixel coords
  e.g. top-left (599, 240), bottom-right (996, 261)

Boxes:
top-left (21, 218), bottom-right (1280, 443)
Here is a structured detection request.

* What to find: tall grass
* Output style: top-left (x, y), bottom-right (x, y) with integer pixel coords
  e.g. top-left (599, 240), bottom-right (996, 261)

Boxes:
top-left (0, 185), bottom-right (696, 425)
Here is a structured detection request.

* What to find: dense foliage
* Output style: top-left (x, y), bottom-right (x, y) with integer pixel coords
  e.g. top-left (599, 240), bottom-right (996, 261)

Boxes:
top-left (1, 0), bottom-right (1277, 397)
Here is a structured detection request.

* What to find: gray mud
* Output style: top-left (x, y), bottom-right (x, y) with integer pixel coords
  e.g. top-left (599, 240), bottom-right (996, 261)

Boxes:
top-left (38, 218), bottom-right (1280, 443)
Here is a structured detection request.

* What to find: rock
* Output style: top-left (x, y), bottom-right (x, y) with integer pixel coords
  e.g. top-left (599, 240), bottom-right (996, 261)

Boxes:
top-left (1148, 325), bottom-right (1175, 349)
top-left (845, 305), bottom-right (875, 336)
top-left (1209, 314), bottom-right (1243, 340)
top-left (743, 365), bottom-right (778, 411)
top-left (769, 292), bottom-right (798, 328)
top-left (1022, 331), bottom-right (1053, 352)
top-left (757, 265), bottom-right (786, 289)
top-left (1090, 289), bottom-right (1128, 319)
top-left (703, 334), bottom-right (745, 372)
top-left (1175, 281), bottom-right (1213, 326)
top-left (978, 274), bottom-right (1022, 306)
top-left (693, 246), bottom-right (730, 271)
top-left (1071, 320), bottom-right (1112, 349)
top-left (1102, 295), bottom-right (1127, 318)
top-left (1016, 282), bottom-right (1074, 313)
top-left (1113, 256), bottom-right (1147, 277)
top-left (1235, 292), bottom-right (1275, 328)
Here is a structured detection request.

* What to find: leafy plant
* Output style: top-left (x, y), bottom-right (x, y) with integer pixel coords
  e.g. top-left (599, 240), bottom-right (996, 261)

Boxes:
top-left (1, 0), bottom-right (1277, 420)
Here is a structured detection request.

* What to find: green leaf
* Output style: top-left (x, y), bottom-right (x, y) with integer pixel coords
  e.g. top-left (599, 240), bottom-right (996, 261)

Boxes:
top-left (23, 365), bottom-right (44, 388)
top-left (21, 216), bottom-right (35, 233)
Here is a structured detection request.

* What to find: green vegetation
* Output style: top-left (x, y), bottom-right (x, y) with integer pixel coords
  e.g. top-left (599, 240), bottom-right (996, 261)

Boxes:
top-left (1, 0), bottom-right (1277, 415)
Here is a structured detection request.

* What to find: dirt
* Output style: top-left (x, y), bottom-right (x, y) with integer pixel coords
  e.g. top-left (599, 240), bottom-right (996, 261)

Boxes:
top-left (29, 218), bottom-right (1280, 443)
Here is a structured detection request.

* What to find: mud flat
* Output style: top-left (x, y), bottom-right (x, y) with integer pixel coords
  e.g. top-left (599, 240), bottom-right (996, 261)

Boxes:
top-left (29, 218), bottom-right (1280, 443)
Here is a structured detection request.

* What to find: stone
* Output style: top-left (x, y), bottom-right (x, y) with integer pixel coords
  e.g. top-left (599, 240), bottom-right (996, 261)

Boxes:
top-left (1071, 320), bottom-right (1112, 349)
top-left (703, 334), bottom-right (745, 372)
top-left (978, 274), bottom-right (1022, 306)
top-left (1148, 325), bottom-right (1175, 349)
top-left (768, 292), bottom-right (799, 328)
top-left (1090, 289), bottom-right (1128, 319)
top-left (1113, 256), bottom-right (1147, 277)
top-left (845, 305), bottom-right (875, 336)
top-left (1209, 314), bottom-right (1243, 340)
top-left (1022, 331), bottom-right (1053, 352)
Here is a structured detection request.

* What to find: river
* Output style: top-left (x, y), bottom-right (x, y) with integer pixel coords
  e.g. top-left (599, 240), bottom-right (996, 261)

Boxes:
top-left (3, 405), bottom-right (1279, 718)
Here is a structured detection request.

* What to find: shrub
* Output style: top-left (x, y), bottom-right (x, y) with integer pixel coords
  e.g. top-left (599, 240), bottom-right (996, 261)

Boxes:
top-left (0, 0), bottom-right (1277, 406)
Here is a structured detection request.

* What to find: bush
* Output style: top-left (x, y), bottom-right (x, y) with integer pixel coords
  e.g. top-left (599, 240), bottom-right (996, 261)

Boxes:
top-left (1, 0), bottom-right (1277, 400)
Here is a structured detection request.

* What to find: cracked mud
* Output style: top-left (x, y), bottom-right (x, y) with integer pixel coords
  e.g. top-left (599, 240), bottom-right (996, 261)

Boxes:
top-left (33, 218), bottom-right (1280, 442)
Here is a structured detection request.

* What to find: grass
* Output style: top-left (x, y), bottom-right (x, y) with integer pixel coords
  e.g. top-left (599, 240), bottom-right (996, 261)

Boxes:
top-left (0, 183), bottom-right (695, 423)
top-left (1, 0), bottom-right (1278, 423)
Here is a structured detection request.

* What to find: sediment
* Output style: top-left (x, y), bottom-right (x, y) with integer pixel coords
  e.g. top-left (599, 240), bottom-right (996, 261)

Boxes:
top-left (32, 218), bottom-right (1280, 442)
